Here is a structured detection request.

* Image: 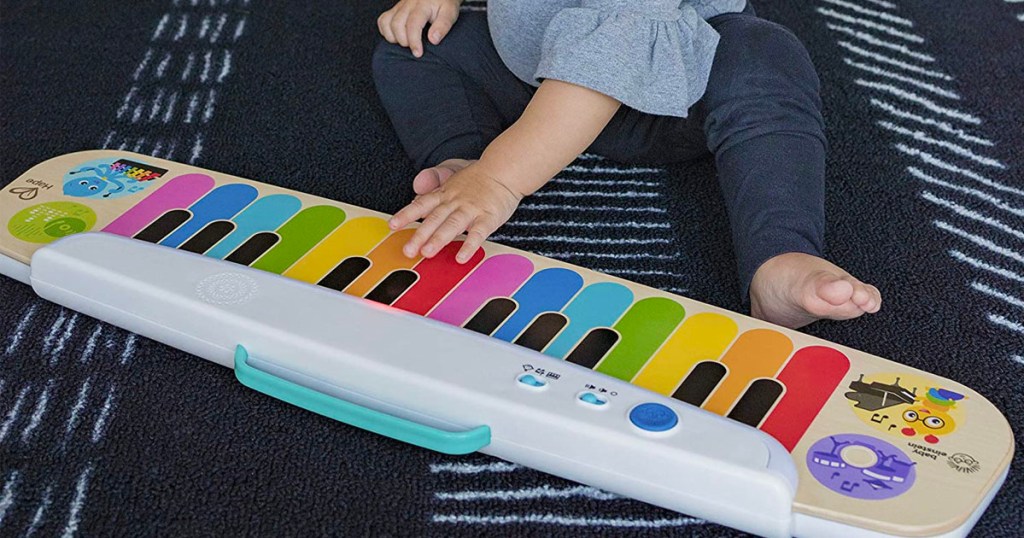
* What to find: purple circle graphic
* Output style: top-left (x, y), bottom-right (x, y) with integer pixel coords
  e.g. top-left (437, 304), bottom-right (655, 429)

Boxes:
top-left (806, 433), bottom-right (916, 500)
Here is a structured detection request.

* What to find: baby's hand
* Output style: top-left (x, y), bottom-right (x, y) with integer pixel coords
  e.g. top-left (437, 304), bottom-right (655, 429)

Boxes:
top-left (389, 163), bottom-right (523, 263)
top-left (377, 0), bottom-right (462, 58)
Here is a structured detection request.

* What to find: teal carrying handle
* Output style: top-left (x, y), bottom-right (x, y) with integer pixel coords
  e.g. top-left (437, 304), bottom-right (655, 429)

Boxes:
top-left (233, 345), bottom-right (491, 455)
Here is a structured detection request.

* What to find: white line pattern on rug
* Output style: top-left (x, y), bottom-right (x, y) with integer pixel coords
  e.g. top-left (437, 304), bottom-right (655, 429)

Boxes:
top-left (431, 514), bottom-right (705, 528)
top-left (19, 381), bottom-right (54, 444)
top-left (102, 0), bottom-right (248, 161)
top-left (435, 485), bottom-right (620, 501)
top-left (948, 250), bottom-right (1024, 284)
top-left (0, 386), bottom-right (31, 443)
top-left (430, 462), bottom-right (521, 474)
top-left (24, 484), bottom-right (53, 537)
top-left (3, 304), bottom-right (38, 358)
top-left (816, 7), bottom-right (925, 42)
top-left (843, 59), bottom-right (959, 98)
top-left (59, 465), bottom-right (93, 538)
top-left (837, 41), bottom-right (951, 79)
top-left (879, 123), bottom-right (1004, 168)
top-left (825, 23), bottom-right (934, 62)
top-left (41, 310), bottom-right (67, 353)
top-left (868, 99), bottom-right (993, 146)
top-left (910, 168), bottom-right (1024, 218)
top-left (817, 0), bottom-right (1022, 360)
top-left (0, 2), bottom-right (255, 532)
top-left (0, 470), bottom-right (18, 527)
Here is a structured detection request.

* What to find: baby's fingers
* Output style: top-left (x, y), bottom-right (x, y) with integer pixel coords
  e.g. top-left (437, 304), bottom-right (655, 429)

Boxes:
top-left (456, 223), bottom-right (487, 262)
top-left (390, 9), bottom-right (411, 47)
top-left (390, 192), bottom-right (440, 230)
top-left (421, 210), bottom-right (473, 257)
top-left (377, 10), bottom-right (397, 42)
top-left (405, 206), bottom-right (457, 257)
top-left (458, 215), bottom-right (501, 262)
top-left (429, 2), bottom-right (459, 44)
top-left (406, 7), bottom-right (431, 57)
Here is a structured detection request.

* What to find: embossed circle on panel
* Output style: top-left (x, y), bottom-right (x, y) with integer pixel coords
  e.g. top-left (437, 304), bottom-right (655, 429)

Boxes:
top-left (196, 272), bottom-right (259, 305)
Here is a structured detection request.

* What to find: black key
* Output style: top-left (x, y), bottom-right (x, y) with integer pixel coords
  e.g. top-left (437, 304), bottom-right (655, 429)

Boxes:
top-left (133, 209), bottom-right (191, 243)
top-left (180, 220), bottom-right (235, 254)
top-left (672, 361), bottom-right (727, 407)
top-left (727, 379), bottom-right (784, 427)
top-left (226, 231), bottom-right (279, 266)
top-left (565, 328), bottom-right (619, 369)
top-left (365, 269), bottom-right (419, 305)
top-left (464, 298), bottom-right (517, 336)
top-left (514, 312), bottom-right (568, 352)
top-left (318, 257), bottom-right (371, 292)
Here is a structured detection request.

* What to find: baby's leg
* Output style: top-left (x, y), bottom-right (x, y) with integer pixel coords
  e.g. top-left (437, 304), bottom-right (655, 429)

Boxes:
top-left (700, 13), bottom-right (880, 328)
top-left (371, 11), bottom-right (534, 190)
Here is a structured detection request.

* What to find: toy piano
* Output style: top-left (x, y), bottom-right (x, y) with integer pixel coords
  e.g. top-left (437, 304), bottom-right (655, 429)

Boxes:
top-left (0, 150), bottom-right (1013, 537)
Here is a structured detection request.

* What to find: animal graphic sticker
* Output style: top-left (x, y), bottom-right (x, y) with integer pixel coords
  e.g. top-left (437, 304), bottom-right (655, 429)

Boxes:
top-left (63, 158), bottom-right (168, 199)
top-left (806, 434), bottom-right (916, 500)
top-left (845, 373), bottom-right (966, 445)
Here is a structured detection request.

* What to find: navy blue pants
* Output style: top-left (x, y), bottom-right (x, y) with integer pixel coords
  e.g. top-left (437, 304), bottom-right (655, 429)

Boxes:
top-left (371, 7), bottom-right (826, 299)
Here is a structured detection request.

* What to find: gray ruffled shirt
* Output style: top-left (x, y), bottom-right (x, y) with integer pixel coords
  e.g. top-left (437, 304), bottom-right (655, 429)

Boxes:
top-left (487, 0), bottom-right (746, 117)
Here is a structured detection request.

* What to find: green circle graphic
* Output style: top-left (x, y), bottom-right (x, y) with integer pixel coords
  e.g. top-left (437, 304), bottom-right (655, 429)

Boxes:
top-left (7, 202), bottom-right (97, 244)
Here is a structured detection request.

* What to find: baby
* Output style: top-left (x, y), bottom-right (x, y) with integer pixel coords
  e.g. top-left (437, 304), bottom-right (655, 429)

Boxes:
top-left (371, 0), bottom-right (881, 328)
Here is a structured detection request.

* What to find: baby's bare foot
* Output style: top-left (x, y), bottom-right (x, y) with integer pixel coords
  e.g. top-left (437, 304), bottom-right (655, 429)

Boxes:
top-left (413, 158), bottom-right (477, 194)
top-left (749, 253), bottom-right (881, 329)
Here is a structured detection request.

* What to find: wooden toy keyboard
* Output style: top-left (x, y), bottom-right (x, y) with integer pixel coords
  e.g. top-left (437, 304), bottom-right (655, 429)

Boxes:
top-left (0, 150), bottom-right (1013, 536)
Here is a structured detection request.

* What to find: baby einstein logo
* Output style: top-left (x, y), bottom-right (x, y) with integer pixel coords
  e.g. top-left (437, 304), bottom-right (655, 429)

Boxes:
top-left (63, 158), bottom-right (168, 200)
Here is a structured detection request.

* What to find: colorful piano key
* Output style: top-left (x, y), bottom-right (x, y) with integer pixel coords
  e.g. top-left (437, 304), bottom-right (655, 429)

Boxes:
top-left (492, 268), bottom-right (584, 342)
top-left (103, 173), bottom-right (215, 237)
top-left (284, 216), bottom-right (390, 284)
top-left (702, 329), bottom-right (793, 416)
top-left (761, 346), bottom-right (850, 451)
top-left (428, 254), bottom-right (534, 326)
top-left (344, 229), bottom-right (421, 297)
top-left (206, 194), bottom-right (302, 259)
top-left (160, 183), bottom-right (259, 247)
top-left (544, 282), bottom-right (634, 359)
top-left (393, 241), bottom-right (485, 315)
top-left (632, 312), bottom-right (739, 395)
top-left (596, 297), bottom-right (686, 382)
top-left (251, 205), bottom-right (347, 274)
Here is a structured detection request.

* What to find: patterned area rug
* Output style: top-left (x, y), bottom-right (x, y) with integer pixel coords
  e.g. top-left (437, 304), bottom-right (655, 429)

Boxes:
top-left (1, 0), bottom-right (1022, 536)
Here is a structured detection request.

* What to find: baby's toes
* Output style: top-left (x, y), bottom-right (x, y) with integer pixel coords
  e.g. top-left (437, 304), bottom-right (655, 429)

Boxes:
top-left (850, 281), bottom-right (871, 306)
top-left (848, 281), bottom-right (880, 312)
top-left (813, 274), bottom-right (855, 306)
top-left (864, 284), bottom-right (882, 313)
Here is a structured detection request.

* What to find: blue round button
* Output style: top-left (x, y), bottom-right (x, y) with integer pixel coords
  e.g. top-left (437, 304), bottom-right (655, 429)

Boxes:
top-left (629, 403), bottom-right (678, 432)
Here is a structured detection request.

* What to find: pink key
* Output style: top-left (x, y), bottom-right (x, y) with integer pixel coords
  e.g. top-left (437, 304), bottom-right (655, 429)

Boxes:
top-left (103, 174), bottom-right (216, 237)
top-left (427, 253), bottom-right (534, 326)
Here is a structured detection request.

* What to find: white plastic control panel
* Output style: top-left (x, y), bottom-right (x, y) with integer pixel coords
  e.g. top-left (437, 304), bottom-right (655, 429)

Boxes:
top-left (30, 233), bottom-right (798, 537)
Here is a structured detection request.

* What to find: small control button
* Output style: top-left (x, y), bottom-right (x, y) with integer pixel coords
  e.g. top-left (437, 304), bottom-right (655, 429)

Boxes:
top-left (578, 392), bottom-right (607, 406)
top-left (517, 373), bottom-right (548, 389)
top-left (629, 403), bottom-right (678, 432)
